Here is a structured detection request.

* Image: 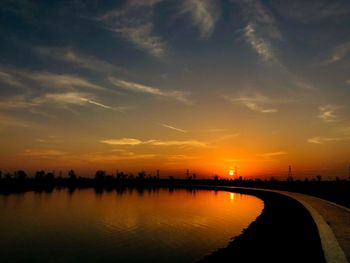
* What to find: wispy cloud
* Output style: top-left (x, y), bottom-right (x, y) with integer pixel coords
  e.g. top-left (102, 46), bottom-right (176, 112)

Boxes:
top-left (271, 1), bottom-right (350, 22)
top-left (0, 67), bottom-right (106, 92)
top-left (100, 138), bottom-right (143, 146)
top-left (257, 151), bottom-right (287, 158)
top-left (37, 92), bottom-right (120, 111)
top-left (226, 94), bottom-right (278, 113)
top-left (109, 77), bottom-right (191, 104)
top-left (238, 0), bottom-right (283, 63)
top-left (180, 0), bottom-right (219, 38)
top-left (0, 92), bottom-right (118, 112)
top-left (114, 23), bottom-right (166, 58)
top-left (100, 1), bottom-right (166, 57)
top-left (0, 114), bottom-right (33, 128)
top-left (0, 96), bottom-right (37, 109)
top-left (24, 72), bottom-right (105, 91)
top-left (34, 92), bottom-right (91, 106)
top-left (0, 71), bottom-right (24, 88)
top-left (318, 105), bottom-right (339, 122)
top-left (294, 80), bottom-right (316, 91)
top-left (100, 138), bottom-right (206, 147)
top-left (167, 154), bottom-right (199, 160)
top-left (308, 136), bottom-right (350, 144)
top-left (22, 149), bottom-right (68, 157)
top-left (80, 98), bottom-right (116, 110)
top-left (243, 23), bottom-right (276, 63)
top-left (209, 133), bottom-right (240, 144)
top-left (34, 47), bottom-right (122, 73)
top-left (161, 123), bottom-right (187, 133)
top-left (83, 149), bottom-right (156, 162)
top-left (321, 42), bottom-right (350, 65)
top-left (149, 140), bottom-right (205, 147)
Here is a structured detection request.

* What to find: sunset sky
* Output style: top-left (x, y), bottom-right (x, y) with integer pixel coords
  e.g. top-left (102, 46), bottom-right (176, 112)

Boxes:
top-left (1, 0), bottom-right (350, 178)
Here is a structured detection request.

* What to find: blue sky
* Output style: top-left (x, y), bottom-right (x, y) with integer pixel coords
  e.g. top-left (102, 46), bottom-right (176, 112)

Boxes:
top-left (1, 0), bottom-right (350, 178)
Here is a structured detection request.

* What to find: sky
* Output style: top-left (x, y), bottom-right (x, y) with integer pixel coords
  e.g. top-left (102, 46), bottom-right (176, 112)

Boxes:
top-left (0, 0), bottom-right (350, 179)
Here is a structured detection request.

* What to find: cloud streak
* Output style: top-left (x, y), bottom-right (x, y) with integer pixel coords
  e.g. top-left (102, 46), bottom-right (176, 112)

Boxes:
top-left (238, 0), bottom-right (282, 63)
top-left (0, 71), bottom-right (25, 88)
top-left (109, 77), bottom-right (191, 104)
top-left (180, 0), bottom-right (219, 38)
top-left (100, 1), bottom-right (166, 57)
top-left (226, 94), bottom-right (278, 113)
top-left (83, 150), bottom-right (156, 162)
top-left (258, 151), bottom-right (287, 158)
top-left (271, 1), bottom-right (350, 22)
top-left (161, 124), bottom-right (187, 133)
top-left (322, 42), bottom-right (350, 65)
top-left (243, 23), bottom-right (276, 63)
top-left (22, 149), bottom-right (68, 157)
top-left (100, 138), bottom-right (206, 147)
top-left (318, 105), bottom-right (339, 122)
top-left (24, 72), bottom-right (105, 91)
top-left (308, 136), bottom-right (350, 144)
top-left (0, 91), bottom-right (118, 112)
top-left (34, 47), bottom-right (122, 74)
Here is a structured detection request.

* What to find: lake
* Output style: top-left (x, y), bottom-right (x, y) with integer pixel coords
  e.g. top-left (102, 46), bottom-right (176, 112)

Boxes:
top-left (0, 188), bottom-right (263, 262)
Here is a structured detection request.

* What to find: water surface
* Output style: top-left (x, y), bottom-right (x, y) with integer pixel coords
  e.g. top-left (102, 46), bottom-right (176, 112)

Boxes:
top-left (0, 188), bottom-right (263, 262)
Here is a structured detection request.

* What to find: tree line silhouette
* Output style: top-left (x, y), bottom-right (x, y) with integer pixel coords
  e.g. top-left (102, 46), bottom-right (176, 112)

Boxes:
top-left (0, 169), bottom-right (350, 207)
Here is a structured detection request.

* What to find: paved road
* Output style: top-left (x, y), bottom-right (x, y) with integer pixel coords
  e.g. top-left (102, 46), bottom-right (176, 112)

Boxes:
top-left (278, 191), bottom-right (350, 263)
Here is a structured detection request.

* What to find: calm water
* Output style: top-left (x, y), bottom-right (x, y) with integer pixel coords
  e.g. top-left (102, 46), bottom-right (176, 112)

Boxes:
top-left (0, 188), bottom-right (263, 263)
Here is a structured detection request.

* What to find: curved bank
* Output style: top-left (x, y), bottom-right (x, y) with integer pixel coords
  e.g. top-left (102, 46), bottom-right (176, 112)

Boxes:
top-left (195, 186), bottom-right (349, 263)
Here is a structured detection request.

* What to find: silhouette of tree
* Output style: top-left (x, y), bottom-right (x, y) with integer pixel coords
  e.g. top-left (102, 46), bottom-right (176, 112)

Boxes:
top-left (0, 170), bottom-right (2, 180)
top-left (316, 175), bottom-right (322, 182)
top-left (35, 170), bottom-right (45, 180)
top-left (95, 170), bottom-right (106, 180)
top-left (68, 169), bottom-right (76, 180)
top-left (214, 175), bottom-right (219, 181)
top-left (137, 171), bottom-right (146, 180)
top-left (45, 172), bottom-right (55, 181)
top-left (16, 170), bottom-right (27, 180)
top-left (116, 171), bottom-right (127, 180)
top-left (5, 173), bottom-right (11, 180)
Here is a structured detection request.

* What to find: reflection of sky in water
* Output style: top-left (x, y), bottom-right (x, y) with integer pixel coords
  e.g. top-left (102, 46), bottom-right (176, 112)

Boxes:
top-left (0, 188), bottom-right (263, 263)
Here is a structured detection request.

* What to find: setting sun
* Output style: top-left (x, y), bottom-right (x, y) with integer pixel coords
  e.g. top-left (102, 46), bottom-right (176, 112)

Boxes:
top-left (229, 170), bottom-right (235, 176)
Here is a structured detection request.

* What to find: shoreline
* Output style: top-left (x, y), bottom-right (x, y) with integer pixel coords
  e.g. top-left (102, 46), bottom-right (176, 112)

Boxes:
top-left (197, 188), bottom-right (326, 263)
top-left (0, 184), bottom-right (331, 262)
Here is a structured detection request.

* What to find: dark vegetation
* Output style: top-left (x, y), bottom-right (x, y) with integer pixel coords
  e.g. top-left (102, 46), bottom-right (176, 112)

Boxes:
top-left (1, 169), bottom-right (349, 208)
